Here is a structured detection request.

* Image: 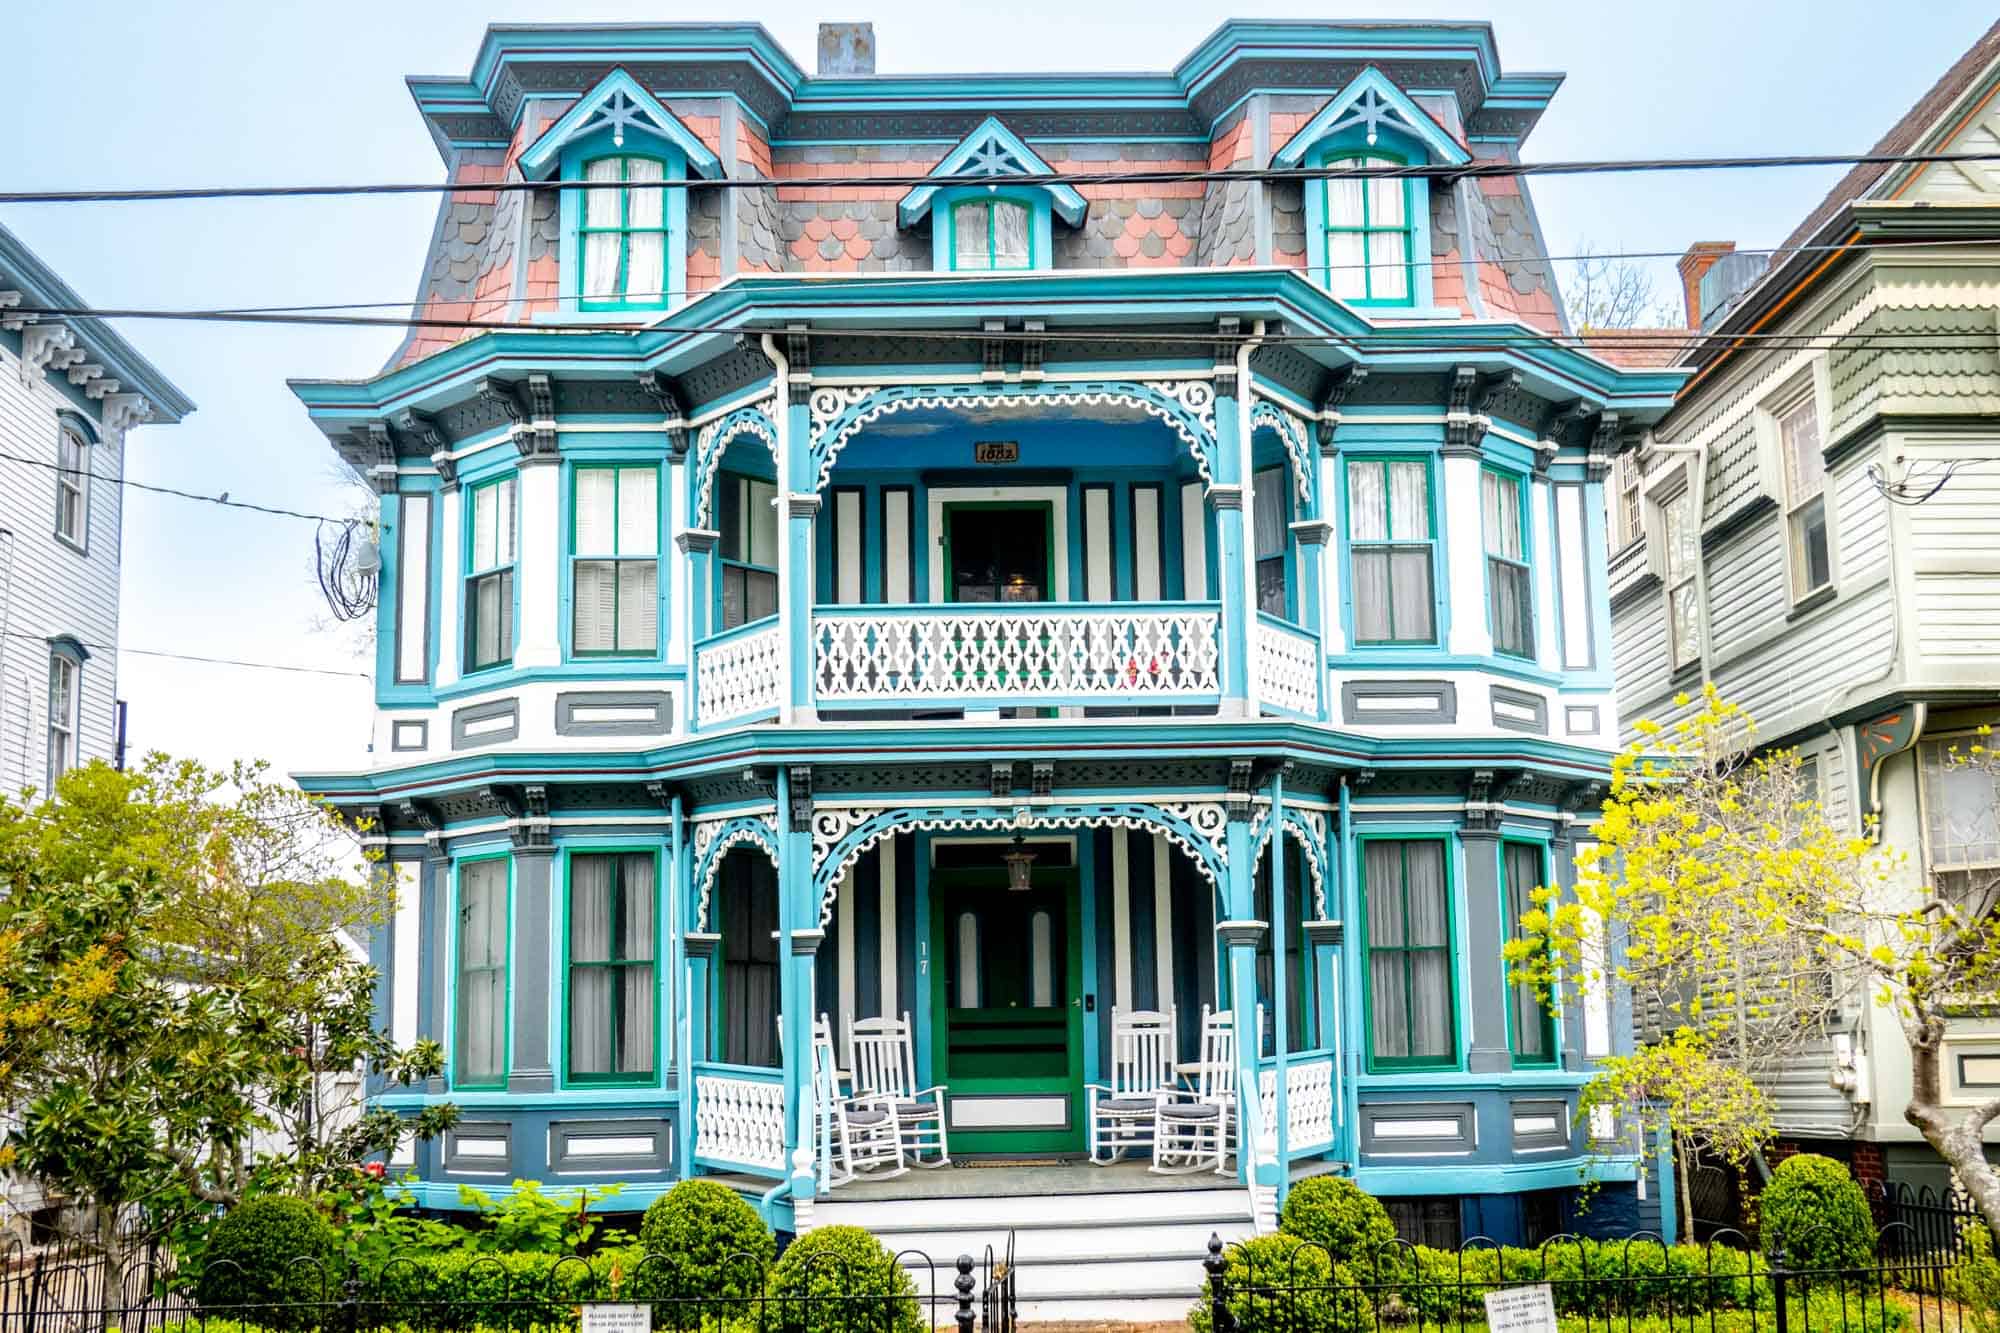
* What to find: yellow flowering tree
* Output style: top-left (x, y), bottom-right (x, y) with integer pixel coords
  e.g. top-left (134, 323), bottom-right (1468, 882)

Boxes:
top-left (1512, 688), bottom-right (2000, 1245)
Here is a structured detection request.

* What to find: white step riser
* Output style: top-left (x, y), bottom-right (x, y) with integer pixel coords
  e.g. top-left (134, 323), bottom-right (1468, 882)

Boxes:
top-left (872, 1221), bottom-right (1236, 1263)
top-left (1015, 1296), bottom-right (1201, 1323)
top-left (814, 1188), bottom-right (1247, 1231)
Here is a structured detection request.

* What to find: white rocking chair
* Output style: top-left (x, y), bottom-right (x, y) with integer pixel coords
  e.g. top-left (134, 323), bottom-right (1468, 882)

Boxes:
top-left (850, 1012), bottom-right (950, 1168)
top-left (1086, 1007), bottom-right (1177, 1165)
top-left (813, 1016), bottom-right (905, 1186)
top-left (1154, 1005), bottom-right (1236, 1175)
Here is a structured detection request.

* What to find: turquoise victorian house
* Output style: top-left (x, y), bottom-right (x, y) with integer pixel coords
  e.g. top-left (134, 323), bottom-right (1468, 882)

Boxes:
top-left (291, 18), bottom-right (1686, 1311)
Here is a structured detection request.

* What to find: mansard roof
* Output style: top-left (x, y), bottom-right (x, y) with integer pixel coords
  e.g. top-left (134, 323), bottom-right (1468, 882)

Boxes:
top-left (1270, 66), bottom-right (1470, 168)
top-left (896, 117), bottom-right (1089, 228)
top-left (516, 68), bottom-right (723, 180)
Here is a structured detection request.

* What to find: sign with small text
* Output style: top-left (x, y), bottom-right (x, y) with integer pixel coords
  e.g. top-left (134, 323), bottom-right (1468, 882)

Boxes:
top-left (973, 441), bottom-right (1019, 464)
top-left (1482, 1285), bottom-right (1558, 1333)
top-left (581, 1304), bottom-right (651, 1333)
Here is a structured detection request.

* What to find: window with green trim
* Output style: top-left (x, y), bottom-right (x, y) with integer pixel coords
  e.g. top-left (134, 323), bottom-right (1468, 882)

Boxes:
top-left (1324, 156), bottom-right (1412, 304)
top-left (1482, 468), bottom-right (1533, 659)
top-left (455, 858), bottom-right (509, 1089)
top-left (1253, 464), bottom-right (1290, 618)
top-left (1502, 841), bottom-right (1557, 1065)
top-left (717, 471), bottom-right (778, 630)
top-left (464, 476), bottom-right (516, 672)
top-left (572, 464), bottom-right (660, 655)
top-left (581, 156), bottom-right (669, 308)
top-left (1362, 838), bottom-right (1455, 1068)
top-left (1346, 457), bottom-right (1435, 644)
top-left (567, 851), bottom-right (657, 1083)
top-left (951, 199), bottom-right (1031, 271)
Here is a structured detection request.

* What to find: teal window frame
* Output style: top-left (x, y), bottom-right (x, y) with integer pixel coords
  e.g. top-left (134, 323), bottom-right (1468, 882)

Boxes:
top-left (451, 851), bottom-right (513, 1091)
top-left (716, 468), bottom-right (780, 631)
top-left (1501, 837), bottom-right (1559, 1067)
top-left (1342, 453), bottom-right (1440, 647)
top-left (561, 846), bottom-right (663, 1088)
top-left (568, 462), bottom-right (662, 658)
top-left (1481, 464), bottom-right (1536, 660)
top-left (1320, 150), bottom-right (1416, 306)
top-left (463, 474), bottom-right (518, 673)
top-left (947, 195), bottom-right (1036, 272)
top-left (1357, 834), bottom-right (1460, 1072)
top-left (577, 153), bottom-right (673, 312)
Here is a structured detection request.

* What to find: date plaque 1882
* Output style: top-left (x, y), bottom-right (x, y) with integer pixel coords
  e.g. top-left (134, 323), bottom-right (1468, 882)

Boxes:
top-left (973, 441), bottom-right (1019, 464)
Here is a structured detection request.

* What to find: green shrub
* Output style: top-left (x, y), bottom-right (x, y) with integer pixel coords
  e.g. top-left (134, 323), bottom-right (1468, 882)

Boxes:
top-left (365, 1246), bottom-right (639, 1330)
top-left (1280, 1176), bottom-right (1399, 1273)
top-left (1188, 1234), bottom-right (1371, 1333)
top-left (633, 1179), bottom-right (773, 1315)
top-left (1758, 1154), bottom-right (1876, 1275)
top-left (764, 1224), bottom-right (923, 1333)
top-left (1947, 1221), bottom-right (2000, 1333)
top-left (195, 1197), bottom-right (342, 1331)
top-left (1374, 1239), bottom-right (1764, 1324)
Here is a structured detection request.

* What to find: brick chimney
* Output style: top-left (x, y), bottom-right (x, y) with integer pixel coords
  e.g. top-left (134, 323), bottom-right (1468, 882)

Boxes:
top-left (818, 22), bottom-right (876, 75)
top-left (1676, 242), bottom-right (1736, 328)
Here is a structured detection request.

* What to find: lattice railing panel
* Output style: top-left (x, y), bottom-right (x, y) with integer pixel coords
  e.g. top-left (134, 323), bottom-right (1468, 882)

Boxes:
top-left (693, 1070), bottom-right (787, 1174)
top-left (813, 603), bottom-right (1222, 703)
top-left (697, 621), bottom-right (785, 727)
top-left (1255, 615), bottom-right (1321, 718)
top-left (1259, 1054), bottom-right (1336, 1157)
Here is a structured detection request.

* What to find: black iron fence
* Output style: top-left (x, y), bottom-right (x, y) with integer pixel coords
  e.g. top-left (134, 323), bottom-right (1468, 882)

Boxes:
top-left (1200, 1228), bottom-right (1980, 1333)
top-left (1866, 1180), bottom-right (1982, 1267)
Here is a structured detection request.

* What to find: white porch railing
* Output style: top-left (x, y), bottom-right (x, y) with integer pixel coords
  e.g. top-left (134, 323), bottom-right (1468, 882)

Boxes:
top-left (695, 618), bottom-right (785, 727)
top-left (1258, 1051), bottom-right (1336, 1158)
top-left (692, 1063), bottom-right (787, 1175)
top-left (812, 601), bottom-right (1223, 706)
top-left (1254, 613), bottom-right (1322, 718)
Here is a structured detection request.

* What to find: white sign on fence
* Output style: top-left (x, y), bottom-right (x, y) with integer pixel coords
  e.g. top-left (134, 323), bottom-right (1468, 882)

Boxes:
top-left (1482, 1284), bottom-right (1559, 1333)
top-left (581, 1304), bottom-right (651, 1333)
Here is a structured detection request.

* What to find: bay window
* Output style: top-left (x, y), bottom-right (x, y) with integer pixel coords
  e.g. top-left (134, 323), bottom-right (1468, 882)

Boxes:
top-left (572, 464), bottom-right (660, 656)
top-left (464, 475), bottom-right (516, 672)
top-left (567, 851), bottom-right (657, 1083)
top-left (580, 156), bottom-right (669, 309)
top-left (455, 857), bottom-right (509, 1089)
top-left (1347, 457), bottom-right (1435, 645)
top-left (1482, 468), bottom-right (1533, 659)
top-left (1362, 838), bottom-right (1455, 1068)
top-left (718, 471), bottom-right (779, 630)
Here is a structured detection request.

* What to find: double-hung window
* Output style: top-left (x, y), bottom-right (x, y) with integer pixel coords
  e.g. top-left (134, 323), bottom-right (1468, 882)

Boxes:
top-left (455, 857), bottom-right (510, 1089)
top-left (567, 851), bottom-right (657, 1083)
top-left (465, 476), bottom-right (517, 672)
top-left (572, 465), bottom-right (660, 656)
top-left (1780, 396), bottom-right (1831, 600)
top-left (718, 472), bottom-right (779, 630)
top-left (1917, 740), bottom-right (2000, 931)
top-left (1362, 838), bottom-right (1455, 1068)
top-left (1615, 453), bottom-right (1643, 549)
top-left (1253, 464), bottom-right (1289, 618)
top-left (1347, 458), bottom-right (1435, 644)
top-left (1661, 486), bottom-right (1700, 671)
top-left (46, 650), bottom-right (78, 786)
top-left (55, 425), bottom-right (88, 548)
top-left (581, 156), bottom-right (669, 308)
top-left (1482, 469), bottom-right (1533, 658)
top-left (951, 199), bottom-right (1031, 271)
top-left (1324, 157), bottom-right (1412, 304)
top-left (1502, 841), bottom-right (1557, 1065)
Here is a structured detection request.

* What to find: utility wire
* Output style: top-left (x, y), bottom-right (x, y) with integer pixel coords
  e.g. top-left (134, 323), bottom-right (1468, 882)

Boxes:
top-left (0, 446), bottom-right (356, 524)
top-left (6, 148), bottom-right (2000, 204)
top-left (0, 627), bottom-right (372, 681)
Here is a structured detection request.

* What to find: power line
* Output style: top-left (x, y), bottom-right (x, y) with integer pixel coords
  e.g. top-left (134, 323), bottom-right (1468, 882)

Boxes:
top-left (0, 628), bottom-right (372, 681)
top-left (0, 446), bottom-right (357, 524)
top-left (5, 148), bottom-right (2000, 205)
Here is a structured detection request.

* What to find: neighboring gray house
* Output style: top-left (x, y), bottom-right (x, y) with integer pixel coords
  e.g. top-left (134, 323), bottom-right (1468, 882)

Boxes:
top-left (0, 222), bottom-right (192, 798)
top-left (1608, 20), bottom-right (2000, 1200)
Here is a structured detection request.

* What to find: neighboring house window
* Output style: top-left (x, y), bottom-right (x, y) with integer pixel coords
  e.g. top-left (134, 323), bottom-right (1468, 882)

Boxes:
top-left (1253, 464), bottom-right (1289, 618)
top-left (1502, 841), bottom-right (1556, 1065)
top-left (464, 476), bottom-right (517, 671)
top-left (573, 465), bottom-right (660, 656)
top-left (455, 857), bottom-right (509, 1089)
top-left (1347, 457), bottom-right (1435, 644)
top-left (1917, 740), bottom-right (2000, 928)
top-left (718, 471), bottom-right (779, 630)
top-left (951, 199), bottom-right (1032, 271)
top-left (1324, 157), bottom-right (1412, 304)
top-left (1482, 468), bottom-right (1533, 658)
top-left (1780, 396), bottom-right (1831, 600)
top-left (718, 850), bottom-right (780, 1068)
top-left (567, 851), bottom-right (657, 1083)
top-left (55, 424), bottom-right (89, 548)
top-left (1798, 756), bottom-right (1821, 806)
top-left (1362, 838), bottom-right (1455, 1068)
top-left (1386, 1198), bottom-right (1462, 1249)
top-left (1661, 486), bottom-right (1700, 670)
top-left (46, 649), bottom-right (79, 785)
top-left (1615, 453), bottom-right (1643, 549)
top-left (581, 156), bottom-right (669, 308)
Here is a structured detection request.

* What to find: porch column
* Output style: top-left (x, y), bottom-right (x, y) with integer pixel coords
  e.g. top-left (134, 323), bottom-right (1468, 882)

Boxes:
top-left (788, 928), bottom-right (824, 1209)
top-left (1209, 485), bottom-right (1249, 716)
top-left (779, 334), bottom-right (818, 725)
top-left (678, 528), bottom-right (718, 645)
top-left (682, 932), bottom-right (719, 1178)
top-left (1302, 918), bottom-right (1344, 1160)
top-left (783, 494), bottom-right (819, 724)
top-left (1460, 818), bottom-right (1511, 1074)
top-left (777, 766), bottom-right (820, 1205)
top-left (508, 842), bottom-right (557, 1095)
top-left (1269, 775), bottom-right (1291, 1187)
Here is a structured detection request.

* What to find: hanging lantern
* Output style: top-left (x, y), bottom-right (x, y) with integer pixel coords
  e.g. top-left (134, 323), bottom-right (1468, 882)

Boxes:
top-left (1003, 835), bottom-right (1036, 892)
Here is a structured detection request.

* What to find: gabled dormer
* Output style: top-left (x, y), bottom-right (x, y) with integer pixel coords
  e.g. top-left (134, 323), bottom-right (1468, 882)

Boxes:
top-left (518, 69), bottom-right (724, 313)
top-left (1274, 68), bottom-right (1470, 311)
top-left (898, 117), bottom-right (1087, 272)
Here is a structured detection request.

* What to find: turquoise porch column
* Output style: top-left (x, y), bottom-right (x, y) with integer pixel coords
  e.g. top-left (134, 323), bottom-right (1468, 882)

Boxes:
top-left (1269, 769), bottom-right (1291, 1195)
top-left (782, 362), bottom-right (818, 725)
top-left (678, 529), bottom-right (717, 645)
top-left (1211, 372), bottom-right (1250, 717)
top-left (1218, 797), bottom-right (1274, 1219)
top-left (776, 767), bottom-right (820, 1206)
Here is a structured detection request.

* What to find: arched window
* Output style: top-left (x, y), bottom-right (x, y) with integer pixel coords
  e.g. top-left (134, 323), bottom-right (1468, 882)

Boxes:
top-left (55, 422), bottom-right (89, 548)
top-left (45, 641), bottom-right (83, 786)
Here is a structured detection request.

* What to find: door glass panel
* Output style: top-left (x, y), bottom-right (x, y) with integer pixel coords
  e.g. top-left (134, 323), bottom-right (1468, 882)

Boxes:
top-left (949, 507), bottom-right (1050, 603)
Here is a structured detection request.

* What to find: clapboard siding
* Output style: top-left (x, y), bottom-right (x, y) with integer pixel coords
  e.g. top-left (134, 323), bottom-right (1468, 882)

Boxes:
top-left (1612, 587), bottom-right (1673, 742)
top-left (0, 345), bottom-right (125, 793)
top-left (1706, 522), bottom-right (1787, 663)
top-left (1768, 1032), bottom-right (1853, 1135)
top-left (1834, 453), bottom-right (1889, 581)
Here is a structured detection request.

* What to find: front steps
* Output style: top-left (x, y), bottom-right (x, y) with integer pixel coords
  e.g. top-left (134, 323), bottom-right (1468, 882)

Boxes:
top-left (806, 1166), bottom-right (1255, 1324)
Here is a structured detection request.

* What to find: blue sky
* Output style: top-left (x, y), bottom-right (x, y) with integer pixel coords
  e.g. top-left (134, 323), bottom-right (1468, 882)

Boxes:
top-left (1, 0), bottom-right (1991, 778)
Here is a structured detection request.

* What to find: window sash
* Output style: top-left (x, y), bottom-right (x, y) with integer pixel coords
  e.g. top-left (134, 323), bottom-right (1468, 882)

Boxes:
top-left (46, 655), bottom-right (75, 782)
top-left (468, 478), bottom-right (517, 575)
top-left (1348, 459), bottom-right (1436, 645)
top-left (1502, 842), bottom-right (1556, 1063)
top-left (1323, 157), bottom-right (1414, 303)
top-left (579, 156), bottom-right (671, 306)
top-left (56, 429), bottom-right (88, 544)
top-left (1363, 839), bottom-right (1455, 1067)
top-left (465, 569), bottom-right (515, 671)
top-left (952, 200), bottom-right (1033, 271)
top-left (572, 466), bottom-right (661, 655)
top-left (1790, 497), bottom-right (1831, 598)
top-left (1780, 398), bottom-right (1824, 509)
top-left (568, 852), bottom-right (658, 1082)
top-left (456, 859), bottom-right (509, 1088)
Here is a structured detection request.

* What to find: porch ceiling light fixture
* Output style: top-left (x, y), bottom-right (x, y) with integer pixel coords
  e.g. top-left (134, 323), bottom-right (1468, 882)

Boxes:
top-left (1003, 835), bottom-right (1036, 892)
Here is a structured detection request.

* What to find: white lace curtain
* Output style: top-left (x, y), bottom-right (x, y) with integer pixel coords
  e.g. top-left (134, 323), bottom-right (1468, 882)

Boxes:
top-left (1365, 839), bottom-right (1451, 1060)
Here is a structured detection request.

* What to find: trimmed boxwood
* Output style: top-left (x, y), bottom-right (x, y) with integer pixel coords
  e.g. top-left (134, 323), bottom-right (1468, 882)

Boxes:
top-left (1189, 1234), bottom-right (1371, 1333)
top-left (366, 1247), bottom-right (638, 1330)
top-left (633, 1179), bottom-right (774, 1314)
top-left (764, 1224), bottom-right (923, 1333)
top-left (1279, 1176), bottom-right (1399, 1274)
top-left (1375, 1239), bottom-right (1764, 1325)
top-left (1757, 1154), bottom-right (1876, 1275)
top-left (196, 1197), bottom-right (342, 1331)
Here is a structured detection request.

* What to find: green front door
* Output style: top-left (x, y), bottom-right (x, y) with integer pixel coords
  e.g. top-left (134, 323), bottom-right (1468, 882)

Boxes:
top-left (929, 867), bottom-right (1085, 1154)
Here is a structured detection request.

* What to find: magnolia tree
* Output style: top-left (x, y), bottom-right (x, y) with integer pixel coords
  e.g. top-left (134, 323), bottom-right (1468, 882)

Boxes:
top-left (1513, 689), bottom-right (2000, 1244)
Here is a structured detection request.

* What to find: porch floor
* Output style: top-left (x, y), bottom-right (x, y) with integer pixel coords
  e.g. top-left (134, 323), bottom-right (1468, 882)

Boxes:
top-left (707, 1159), bottom-right (1237, 1203)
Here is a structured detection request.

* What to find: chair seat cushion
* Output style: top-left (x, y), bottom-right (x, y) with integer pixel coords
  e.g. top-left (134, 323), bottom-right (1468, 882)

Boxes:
top-left (1101, 1096), bottom-right (1158, 1114)
top-left (848, 1109), bottom-right (891, 1127)
top-left (894, 1101), bottom-right (940, 1119)
top-left (1158, 1102), bottom-right (1222, 1121)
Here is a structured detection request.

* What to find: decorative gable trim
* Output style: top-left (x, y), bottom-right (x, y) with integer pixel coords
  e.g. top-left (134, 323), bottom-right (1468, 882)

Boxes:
top-left (517, 68), bottom-right (723, 182)
top-left (1272, 66), bottom-right (1470, 169)
top-left (897, 116), bottom-right (1088, 228)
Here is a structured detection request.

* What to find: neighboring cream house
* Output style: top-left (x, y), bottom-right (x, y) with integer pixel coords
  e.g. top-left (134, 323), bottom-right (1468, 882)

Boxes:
top-left (1608, 20), bottom-right (2000, 1199)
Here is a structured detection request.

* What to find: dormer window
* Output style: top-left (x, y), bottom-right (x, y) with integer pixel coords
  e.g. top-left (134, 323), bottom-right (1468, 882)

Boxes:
top-left (900, 117), bottom-right (1086, 272)
top-left (581, 156), bottom-right (669, 307)
top-left (1324, 158), bottom-right (1412, 304)
top-left (951, 198), bottom-right (1032, 271)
